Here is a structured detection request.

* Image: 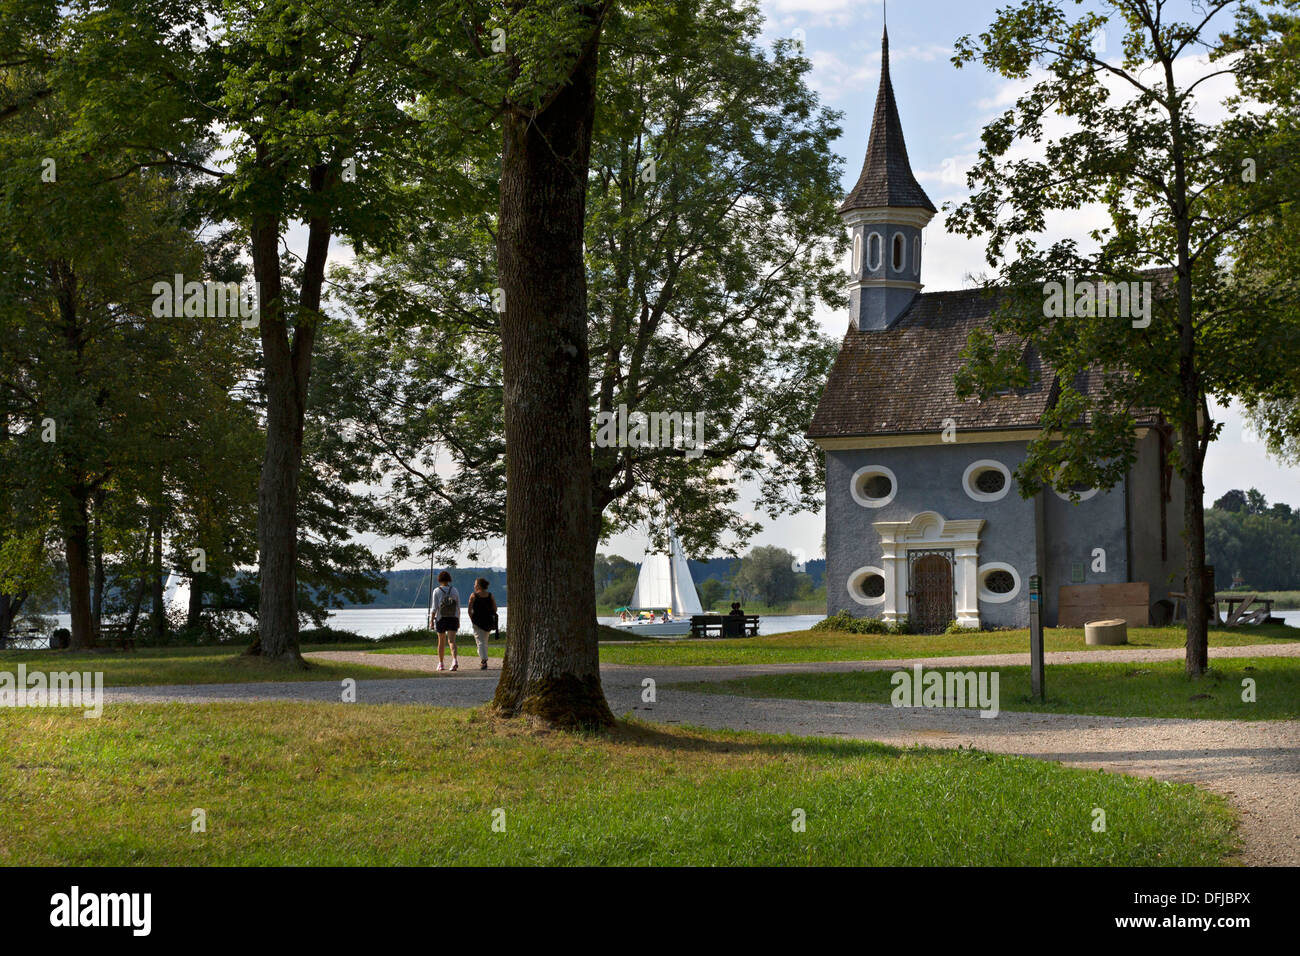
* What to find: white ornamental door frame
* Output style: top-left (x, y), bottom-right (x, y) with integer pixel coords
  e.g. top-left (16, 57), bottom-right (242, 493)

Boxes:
top-left (873, 511), bottom-right (984, 628)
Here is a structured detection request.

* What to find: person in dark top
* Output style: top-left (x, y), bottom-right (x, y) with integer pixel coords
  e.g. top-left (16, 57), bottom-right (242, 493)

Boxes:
top-left (467, 578), bottom-right (498, 671)
top-left (728, 602), bottom-right (745, 617)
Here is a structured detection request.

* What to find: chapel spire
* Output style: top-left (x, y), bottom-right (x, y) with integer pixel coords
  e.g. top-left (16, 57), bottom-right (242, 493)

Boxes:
top-left (839, 27), bottom-right (935, 215)
top-left (839, 26), bottom-right (936, 331)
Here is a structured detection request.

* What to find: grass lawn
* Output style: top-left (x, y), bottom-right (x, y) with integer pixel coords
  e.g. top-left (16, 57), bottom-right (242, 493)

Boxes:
top-left (677, 657), bottom-right (1300, 721)
top-left (0, 702), bottom-right (1237, 866)
top-left (372, 621), bottom-right (1300, 667)
top-left (0, 643), bottom-right (430, 687)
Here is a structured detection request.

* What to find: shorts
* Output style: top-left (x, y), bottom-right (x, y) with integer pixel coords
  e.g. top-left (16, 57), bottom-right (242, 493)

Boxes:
top-left (435, 617), bottom-right (460, 634)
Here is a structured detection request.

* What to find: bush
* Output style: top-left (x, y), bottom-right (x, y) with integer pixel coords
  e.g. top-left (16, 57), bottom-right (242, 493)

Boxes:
top-left (811, 610), bottom-right (889, 635)
top-left (299, 627), bottom-right (368, 645)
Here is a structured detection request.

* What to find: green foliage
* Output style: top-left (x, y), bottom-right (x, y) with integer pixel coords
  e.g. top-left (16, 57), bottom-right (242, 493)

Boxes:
top-left (331, 0), bottom-right (846, 559)
top-left (1205, 488), bottom-right (1300, 589)
top-left (697, 578), bottom-right (728, 611)
top-left (811, 609), bottom-right (889, 635)
top-left (949, 1), bottom-right (1300, 499)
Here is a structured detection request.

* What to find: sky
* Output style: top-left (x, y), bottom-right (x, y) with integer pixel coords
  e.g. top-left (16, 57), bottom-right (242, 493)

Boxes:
top-left (385, 0), bottom-right (1300, 568)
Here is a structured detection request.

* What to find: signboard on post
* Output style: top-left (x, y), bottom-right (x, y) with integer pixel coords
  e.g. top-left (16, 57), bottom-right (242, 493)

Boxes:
top-left (1029, 574), bottom-right (1045, 702)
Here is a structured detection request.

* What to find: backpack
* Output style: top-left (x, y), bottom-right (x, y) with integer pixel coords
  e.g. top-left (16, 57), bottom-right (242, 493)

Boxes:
top-left (436, 586), bottom-right (458, 618)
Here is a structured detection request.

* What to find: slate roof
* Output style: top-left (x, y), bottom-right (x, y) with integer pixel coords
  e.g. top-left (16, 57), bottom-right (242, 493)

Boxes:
top-left (806, 287), bottom-right (1161, 440)
top-left (838, 28), bottom-right (937, 216)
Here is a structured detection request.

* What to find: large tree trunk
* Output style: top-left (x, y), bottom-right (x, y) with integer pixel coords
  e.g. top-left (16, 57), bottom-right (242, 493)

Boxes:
top-left (249, 163), bottom-right (330, 666)
top-left (1179, 392), bottom-right (1209, 677)
top-left (151, 520), bottom-right (165, 641)
top-left (492, 6), bottom-right (614, 730)
top-left (0, 592), bottom-right (23, 648)
top-left (91, 490), bottom-right (105, 631)
top-left (63, 495), bottom-right (94, 649)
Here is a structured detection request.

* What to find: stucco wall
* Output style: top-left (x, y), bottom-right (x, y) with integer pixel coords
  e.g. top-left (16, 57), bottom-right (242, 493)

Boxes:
top-left (1039, 477), bottom-right (1129, 626)
top-left (825, 440), bottom-right (1039, 628)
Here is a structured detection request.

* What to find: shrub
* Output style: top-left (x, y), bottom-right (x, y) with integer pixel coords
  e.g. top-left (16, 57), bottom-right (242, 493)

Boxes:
top-left (811, 610), bottom-right (889, 635)
top-left (299, 627), bottom-right (368, 645)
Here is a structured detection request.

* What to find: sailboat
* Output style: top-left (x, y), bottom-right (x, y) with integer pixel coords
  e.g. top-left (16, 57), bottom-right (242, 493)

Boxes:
top-left (614, 531), bottom-right (703, 637)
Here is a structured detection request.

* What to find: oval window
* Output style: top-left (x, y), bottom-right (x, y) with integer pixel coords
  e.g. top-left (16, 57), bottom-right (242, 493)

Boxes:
top-left (852, 233), bottom-right (862, 274)
top-left (978, 563), bottom-right (1021, 603)
top-left (868, 232), bottom-right (882, 270)
top-left (985, 570), bottom-right (1015, 594)
top-left (892, 233), bottom-right (905, 272)
top-left (850, 465), bottom-right (897, 508)
top-left (975, 470), bottom-right (1005, 494)
top-left (962, 459), bottom-right (1011, 502)
top-left (913, 236), bottom-right (921, 275)
top-left (848, 566), bottom-right (887, 606)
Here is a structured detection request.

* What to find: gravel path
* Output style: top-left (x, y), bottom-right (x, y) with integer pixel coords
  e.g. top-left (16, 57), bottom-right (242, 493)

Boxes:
top-left (96, 642), bottom-right (1300, 866)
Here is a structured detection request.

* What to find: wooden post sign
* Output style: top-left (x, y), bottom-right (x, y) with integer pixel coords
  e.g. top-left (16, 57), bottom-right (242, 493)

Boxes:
top-left (1029, 574), bottom-right (1045, 702)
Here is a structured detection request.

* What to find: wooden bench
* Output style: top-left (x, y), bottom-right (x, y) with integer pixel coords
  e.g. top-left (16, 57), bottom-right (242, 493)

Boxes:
top-left (100, 623), bottom-right (134, 652)
top-left (689, 614), bottom-right (759, 638)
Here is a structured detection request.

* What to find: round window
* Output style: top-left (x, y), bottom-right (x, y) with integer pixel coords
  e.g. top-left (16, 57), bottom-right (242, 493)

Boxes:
top-left (978, 563), bottom-right (1021, 603)
top-left (962, 459), bottom-right (1011, 502)
top-left (850, 465), bottom-right (897, 509)
top-left (974, 469), bottom-right (1006, 494)
top-left (848, 566), bottom-right (887, 605)
top-left (984, 570), bottom-right (1015, 594)
top-left (862, 474), bottom-right (892, 499)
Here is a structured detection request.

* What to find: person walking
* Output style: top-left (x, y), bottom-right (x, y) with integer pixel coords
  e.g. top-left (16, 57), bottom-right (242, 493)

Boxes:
top-left (431, 571), bottom-right (461, 672)
top-left (466, 577), bottom-right (498, 671)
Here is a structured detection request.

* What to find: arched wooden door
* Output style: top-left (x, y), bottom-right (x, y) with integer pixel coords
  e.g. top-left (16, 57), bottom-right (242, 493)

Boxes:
top-left (908, 551), bottom-right (954, 634)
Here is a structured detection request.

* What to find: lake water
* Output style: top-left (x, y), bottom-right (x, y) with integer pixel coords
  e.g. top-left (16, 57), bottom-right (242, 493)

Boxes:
top-left (43, 608), bottom-right (829, 641)
top-left (36, 607), bottom-right (1300, 645)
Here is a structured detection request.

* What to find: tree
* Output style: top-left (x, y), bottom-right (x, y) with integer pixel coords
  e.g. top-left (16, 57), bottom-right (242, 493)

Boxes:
top-left (731, 545), bottom-right (798, 608)
top-left (697, 577), bottom-right (727, 611)
top-left (489, 0), bottom-right (617, 728)
top-left (950, 0), bottom-right (1300, 676)
top-left (343, 0), bottom-right (843, 564)
top-left (1214, 489), bottom-right (1249, 512)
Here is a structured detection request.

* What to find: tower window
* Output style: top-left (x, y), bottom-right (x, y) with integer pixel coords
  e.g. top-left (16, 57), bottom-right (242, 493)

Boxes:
top-left (852, 234), bottom-right (862, 274)
top-left (892, 233), bottom-right (905, 272)
top-left (913, 236), bottom-right (921, 275)
top-left (868, 232), bottom-right (882, 271)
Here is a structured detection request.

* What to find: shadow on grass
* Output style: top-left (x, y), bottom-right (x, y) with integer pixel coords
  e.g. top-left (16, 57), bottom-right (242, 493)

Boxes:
top-left (575, 715), bottom-right (908, 762)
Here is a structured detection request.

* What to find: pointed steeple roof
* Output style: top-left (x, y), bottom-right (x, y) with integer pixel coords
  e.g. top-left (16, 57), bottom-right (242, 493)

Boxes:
top-left (839, 27), bottom-right (936, 215)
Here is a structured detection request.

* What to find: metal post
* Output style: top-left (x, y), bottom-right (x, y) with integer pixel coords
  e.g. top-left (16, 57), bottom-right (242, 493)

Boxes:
top-left (1029, 574), bottom-right (1044, 702)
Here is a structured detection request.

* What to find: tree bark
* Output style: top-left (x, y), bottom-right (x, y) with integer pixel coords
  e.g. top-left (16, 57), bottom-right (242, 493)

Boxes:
top-left (91, 490), bottom-right (105, 631)
top-left (492, 5), bottom-right (614, 729)
top-left (151, 519), bottom-right (165, 641)
top-left (249, 160), bottom-right (331, 666)
top-left (0, 592), bottom-right (23, 648)
top-left (63, 495), bottom-right (94, 649)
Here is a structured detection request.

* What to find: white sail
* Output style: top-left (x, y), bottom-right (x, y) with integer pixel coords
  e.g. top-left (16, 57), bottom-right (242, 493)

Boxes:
top-left (628, 532), bottom-right (702, 615)
top-left (629, 551), bottom-right (673, 609)
top-left (161, 570), bottom-right (191, 613)
top-left (669, 534), bottom-right (704, 615)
